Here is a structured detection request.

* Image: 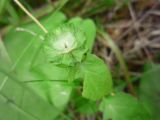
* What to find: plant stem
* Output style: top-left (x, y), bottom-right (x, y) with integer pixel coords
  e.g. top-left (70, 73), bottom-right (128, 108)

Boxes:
top-left (13, 0), bottom-right (48, 34)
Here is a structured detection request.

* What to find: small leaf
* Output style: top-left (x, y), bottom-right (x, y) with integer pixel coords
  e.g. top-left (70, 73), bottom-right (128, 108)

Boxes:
top-left (99, 93), bottom-right (151, 120)
top-left (69, 17), bottom-right (96, 52)
top-left (75, 97), bottom-right (98, 115)
top-left (139, 64), bottom-right (160, 120)
top-left (81, 19), bottom-right (96, 52)
top-left (81, 54), bottom-right (112, 100)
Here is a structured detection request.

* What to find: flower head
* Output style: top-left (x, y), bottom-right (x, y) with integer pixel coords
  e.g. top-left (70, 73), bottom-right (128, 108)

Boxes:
top-left (43, 24), bottom-right (87, 66)
top-left (52, 32), bottom-right (76, 53)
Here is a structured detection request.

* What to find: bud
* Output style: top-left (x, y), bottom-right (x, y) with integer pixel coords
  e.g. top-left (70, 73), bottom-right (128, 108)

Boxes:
top-left (43, 24), bottom-right (87, 66)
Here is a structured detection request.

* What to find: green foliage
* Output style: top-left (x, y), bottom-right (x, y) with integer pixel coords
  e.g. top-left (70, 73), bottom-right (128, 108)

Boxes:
top-left (68, 17), bottom-right (96, 52)
top-left (85, 0), bottom-right (129, 16)
top-left (0, 37), bottom-right (11, 71)
top-left (139, 64), bottom-right (160, 120)
top-left (0, 12), bottom-right (68, 120)
top-left (99, 93), bottom-right (151, 120)
top-left (81, 54), bottom-right (113, 100)
top-left (1, 0), bottom-right (158, 119)
top-left (0, 69), bottom-right (59, 120)
top-left (2, 8), bottom-right (111, 118)
top-left (104, 0), bottom-right (117, 7)
top-left (74, 96), bottom-right (98, 115)
top-left (3, 11), bottom-right (68, 112)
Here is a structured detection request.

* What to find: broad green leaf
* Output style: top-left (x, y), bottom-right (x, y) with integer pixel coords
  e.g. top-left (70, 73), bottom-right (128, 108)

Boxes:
top-left (3, 11), bottom-right (96, 112)
top-left (3, 11), bottom-right (69, 114)
top-left (139, 64), bottom-right (160, 120)
top-left (81, 54), bottom-right (112, 100)
top-left (0, 37), bottom-right (12, 86)
top-left (99, 93), bottom-right (151, 120)
top-left (0, 69), bottom-right (59, 120)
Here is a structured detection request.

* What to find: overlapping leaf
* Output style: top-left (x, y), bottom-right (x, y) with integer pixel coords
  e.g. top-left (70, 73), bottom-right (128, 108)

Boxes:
top-left (81, 54), bottom-right (113, 100)
top-left (99, 93), bottom-right (151, 120)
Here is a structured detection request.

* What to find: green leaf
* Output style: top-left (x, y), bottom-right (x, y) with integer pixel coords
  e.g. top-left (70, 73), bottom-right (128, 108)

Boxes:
top-left (81, 54), bottom-right (112, 100)
top-left (75, 97), bottom-right (98, 115)
top-left (4, 12), bottom-right (67, 61)
top-left (0, 37), bottom-right (11, 71)
top-left (0, 69), bottom-right (59, 120)
top-left (49, 82), bottom-right (72, 108)
top-left (3, 11), bottom-right (96, 112)
top-left (99, 93), bottom-right (151, 120)
top-left (139, 64), bottom-right (160, 120)
top-left (0, 36), bottom-right (12, 92)
top-left (3, 11), bottom-right (70, 111)
top-left (81, 19), bottom-right (96, 52)
top-left (69, 17), bottom-right (96, 51)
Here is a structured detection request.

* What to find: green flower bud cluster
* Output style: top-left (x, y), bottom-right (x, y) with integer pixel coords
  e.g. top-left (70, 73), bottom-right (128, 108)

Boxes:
top-left (43, 24), bottom-right (87, 66)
